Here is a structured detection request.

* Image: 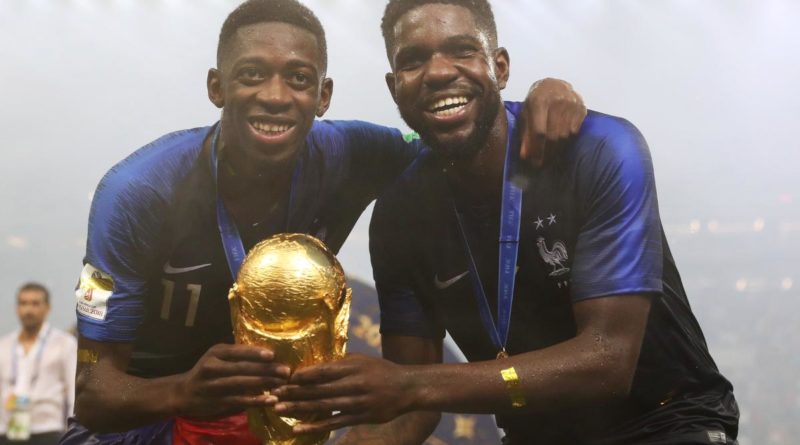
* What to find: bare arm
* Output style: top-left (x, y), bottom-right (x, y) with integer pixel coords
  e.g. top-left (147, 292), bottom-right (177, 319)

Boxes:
top-left (396, 295), bottom-right (650, 415)
top-left (333, 336), bottom-right (442, 445)
top-left (273, 295), bottom-right (651, 433)
top-left (74, 336), bottom-right (289, 433)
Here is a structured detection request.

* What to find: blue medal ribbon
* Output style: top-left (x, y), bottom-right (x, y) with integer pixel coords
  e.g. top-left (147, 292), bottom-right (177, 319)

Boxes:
top-left (10, 325), bottom-right (51, 389)
top-left (209, 125), bottom-right (299, 280)
top-left (452, 112), bottom-right (522, 358)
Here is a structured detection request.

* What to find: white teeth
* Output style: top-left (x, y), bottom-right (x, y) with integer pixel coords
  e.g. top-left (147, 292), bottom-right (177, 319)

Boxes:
top-left (430, 96), bottom-right (469, 112)
top-left (433, 103), bottom-right (466, 116)
top-left (252, 121), bottom-right (291, 133)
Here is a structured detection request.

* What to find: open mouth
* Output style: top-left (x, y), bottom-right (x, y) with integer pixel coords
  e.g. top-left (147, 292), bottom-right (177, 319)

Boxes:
top-left (428, 95), bottom-right (471, 117)
top-left (249, 118), bottom-right (295, 137)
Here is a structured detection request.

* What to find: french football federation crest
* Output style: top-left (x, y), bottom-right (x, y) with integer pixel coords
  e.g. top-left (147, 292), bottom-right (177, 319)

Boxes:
top-left (536, 236), bottom-right (570, 277)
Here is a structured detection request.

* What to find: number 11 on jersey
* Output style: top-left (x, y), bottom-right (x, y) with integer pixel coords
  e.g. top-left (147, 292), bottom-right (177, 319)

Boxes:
top-left (160, 279), bottom-right (202, 327)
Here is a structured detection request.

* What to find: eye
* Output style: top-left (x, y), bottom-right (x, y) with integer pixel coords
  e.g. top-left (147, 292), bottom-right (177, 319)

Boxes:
top-left (396, 56), bottom-right (424, 72)
top-left (288, 71), bottom-right (314, 88)
top-left (453, 44), bottom-right (477, 58)
top-left (238, 66), bottom-right (265, 84)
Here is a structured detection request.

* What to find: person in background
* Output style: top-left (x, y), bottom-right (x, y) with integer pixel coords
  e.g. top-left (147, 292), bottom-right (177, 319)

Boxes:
top-left (0, 283), bottom-right (76, 445)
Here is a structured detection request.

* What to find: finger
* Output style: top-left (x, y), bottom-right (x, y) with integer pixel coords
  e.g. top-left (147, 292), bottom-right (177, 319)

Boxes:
top-left (222, 393), bottom-right (279, 410)
top-left (204, 376), bottom-right (289, 395)
top-left (529, 98), bottom-right (548, 162)
top-left (546, 100), bottom-right (564, 142)
top-left (274, 395), bottom-right (366, 417)
top-left (292, 412), bottom-right (370, 435)
top-left (212, 344), bottom-right (275, 362)
top-left (551, 100), bottom-right (573, 141)
top-left (201, 359), bottom-right (291, 379)
top-left (570, 98), bottom-right (587, 135)
top-left (273, 380), bottom-right (363, 401)
top-left (519, 107), bottom-right (531, 160)
top-left (561, 97), bottom-right (585, 139)
top-left (289, 362), bottom-right (352, 385)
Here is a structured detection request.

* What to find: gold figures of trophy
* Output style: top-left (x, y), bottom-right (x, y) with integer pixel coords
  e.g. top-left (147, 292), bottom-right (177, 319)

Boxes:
top-left (228, 233), bottom-right (351, 445)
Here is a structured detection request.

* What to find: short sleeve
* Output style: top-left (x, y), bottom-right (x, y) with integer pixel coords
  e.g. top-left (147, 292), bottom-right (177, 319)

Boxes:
top-left (570, 117), bottom-right (664, 301)
top-left (76, 171), bottom-right (164, 342)
top-left (369, 195), bottom-right (444, 339)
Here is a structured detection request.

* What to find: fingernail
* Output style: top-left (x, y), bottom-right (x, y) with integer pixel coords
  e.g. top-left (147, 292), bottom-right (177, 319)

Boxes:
top-left (260, 350), bottom-right (274, 360)
top-left (278, 366), bottom-right (291, 377)
top-left (274, 403), bottom-right (286, 412)
top-left (265, 395), bottom-right (278, 404)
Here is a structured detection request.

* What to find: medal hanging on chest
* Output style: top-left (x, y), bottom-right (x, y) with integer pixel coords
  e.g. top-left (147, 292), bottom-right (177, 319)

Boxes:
top-left (451, 111), bottom-right (522, 361)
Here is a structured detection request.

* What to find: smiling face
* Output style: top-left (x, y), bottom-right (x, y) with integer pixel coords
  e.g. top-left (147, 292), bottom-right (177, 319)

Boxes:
top-left (385, 3), bottom-right (509, 161)
top-left (208, 21), bottom-right (332, 167)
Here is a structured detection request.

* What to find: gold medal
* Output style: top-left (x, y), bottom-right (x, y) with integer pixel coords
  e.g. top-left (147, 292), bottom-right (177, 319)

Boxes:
top-left (496, 349), bottom-right (509, 360)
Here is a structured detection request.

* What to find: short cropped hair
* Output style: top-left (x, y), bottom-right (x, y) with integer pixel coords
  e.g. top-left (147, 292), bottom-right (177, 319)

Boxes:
top-left (17, 282), bottom-right (50, 305)
top-left (218, 0), bottom-right (328, 71)
top-left (381, 0), bottom-right (498, 58)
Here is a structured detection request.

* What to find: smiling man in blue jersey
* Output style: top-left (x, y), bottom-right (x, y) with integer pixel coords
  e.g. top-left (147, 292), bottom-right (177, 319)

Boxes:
top-left (270, 1), bottom-right (740, 444)
top-left (62, 0), bottom-right (587, 443)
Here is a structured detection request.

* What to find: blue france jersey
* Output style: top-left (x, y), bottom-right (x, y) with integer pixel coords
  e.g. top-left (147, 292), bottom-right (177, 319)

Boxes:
top-left (77, 120), bottom-right (424, 377)
top-left (370, 105), bottom-right (737, 442)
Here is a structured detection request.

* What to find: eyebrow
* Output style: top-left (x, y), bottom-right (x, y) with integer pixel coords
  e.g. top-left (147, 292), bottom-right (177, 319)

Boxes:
top-left (232, 57), bottom-right (319, 76)
top-left (394, 34), bottom-right (483, 62)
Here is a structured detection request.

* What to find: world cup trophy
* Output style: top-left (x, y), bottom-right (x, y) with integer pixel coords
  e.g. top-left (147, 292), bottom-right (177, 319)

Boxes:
top-left (228, 233), bottom-right (352, 445)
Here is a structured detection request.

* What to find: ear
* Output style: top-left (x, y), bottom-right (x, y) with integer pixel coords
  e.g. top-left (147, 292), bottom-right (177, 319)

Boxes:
top-left (316, 77), bottom-right (334, 117)
top-left (385, 72), bottom-right (398, 104)
top-left (493, 47), bottom-right (510, 90)
top-left (207, 68), bottom-right (224, 109)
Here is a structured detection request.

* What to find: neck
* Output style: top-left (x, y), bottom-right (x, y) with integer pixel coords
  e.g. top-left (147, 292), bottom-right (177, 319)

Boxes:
top-left (445, 108), bottom-right (508, 203)
top-left (218, 152), bottom-right (295, 201)
top-left (19, 324), bottom-right (43, 343)
top-left (210, 137), bottom-right (296, 203)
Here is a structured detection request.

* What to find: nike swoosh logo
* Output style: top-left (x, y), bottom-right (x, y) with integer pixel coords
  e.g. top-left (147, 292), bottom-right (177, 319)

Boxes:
top-left (163, 262), bottom-right (212, 274)
top-left (434, 271), bottom-right (469, 290)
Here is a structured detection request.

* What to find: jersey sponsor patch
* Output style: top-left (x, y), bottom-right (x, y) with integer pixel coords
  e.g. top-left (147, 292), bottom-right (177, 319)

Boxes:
top-left (707, 430), bottom-right (727, 444)
top-left (75, 263), bottom-right (114, 321)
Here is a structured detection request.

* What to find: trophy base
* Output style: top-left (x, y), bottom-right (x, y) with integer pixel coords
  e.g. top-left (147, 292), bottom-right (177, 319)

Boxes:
top-left (248, 408), bottom-right (330, 445)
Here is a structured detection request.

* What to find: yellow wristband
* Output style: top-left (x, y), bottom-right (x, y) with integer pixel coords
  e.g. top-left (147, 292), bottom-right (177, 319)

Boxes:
top-left (500, 367), bottom-right (526, 408)
top-left (77, 349), bottom-right (99, 364)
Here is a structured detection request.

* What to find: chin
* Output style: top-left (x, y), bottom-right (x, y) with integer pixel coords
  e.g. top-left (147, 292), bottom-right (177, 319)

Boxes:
top-left (424, 126), bottom-right (490, 162)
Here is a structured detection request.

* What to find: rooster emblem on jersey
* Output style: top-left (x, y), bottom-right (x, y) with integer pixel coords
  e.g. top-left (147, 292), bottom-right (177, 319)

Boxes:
top-left (536, 237), bottom-right (570, 277)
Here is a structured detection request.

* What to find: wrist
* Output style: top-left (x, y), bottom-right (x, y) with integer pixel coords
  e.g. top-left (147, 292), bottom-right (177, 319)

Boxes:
top-left (166, 374), bottom-right (188, 417)
top-left (402, 365), bottom-right (430, 412)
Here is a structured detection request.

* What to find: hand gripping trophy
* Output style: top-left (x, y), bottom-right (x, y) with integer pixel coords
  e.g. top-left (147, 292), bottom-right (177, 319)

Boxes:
top-left (228, 233), bottom-right (352, 445)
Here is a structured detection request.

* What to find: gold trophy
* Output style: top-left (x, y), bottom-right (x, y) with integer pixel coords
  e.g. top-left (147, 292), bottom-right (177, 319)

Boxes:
top-left (228, 233), bottom-right (351, 445)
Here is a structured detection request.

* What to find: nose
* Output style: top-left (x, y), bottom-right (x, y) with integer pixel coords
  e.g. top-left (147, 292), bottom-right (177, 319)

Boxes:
top-left (256, 74), bottom-right (292, 113)
top-left (423, 53), bottom-right (459, 89)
